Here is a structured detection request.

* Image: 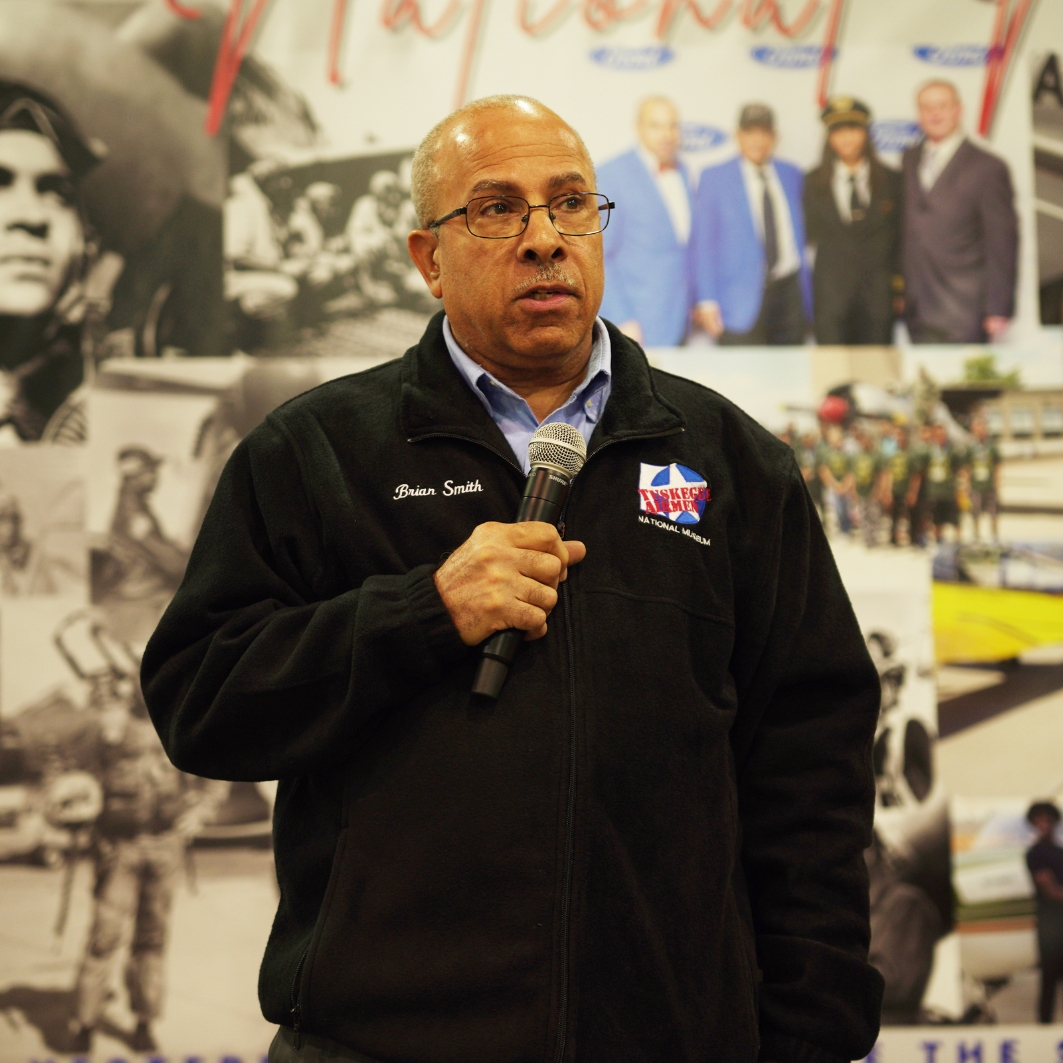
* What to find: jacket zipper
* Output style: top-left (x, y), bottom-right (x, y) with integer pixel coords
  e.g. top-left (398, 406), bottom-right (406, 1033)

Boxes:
top-left (409, 422), bottom-right (685, 1063)
top-left (552, 578), bottom-right (579, 1063)
top-left (290, 942), bottom-right (310, 1048)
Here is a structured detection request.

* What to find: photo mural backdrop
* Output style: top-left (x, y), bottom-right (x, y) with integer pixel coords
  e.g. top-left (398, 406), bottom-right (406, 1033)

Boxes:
top-left (0, 0), bottom-right (1061, 1060)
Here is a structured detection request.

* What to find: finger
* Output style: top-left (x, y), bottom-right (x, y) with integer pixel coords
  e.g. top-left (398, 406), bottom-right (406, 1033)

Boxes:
top-left (523, 621), bottom-right (548, 641)
top-left (504, 599), bottom-right (548, 633)
top-left (561, 540), bottom-right (586, 566)
top-left (514, 575), bottom-right (558, 614)
top-left (514, 548), bottom-right (564, 586)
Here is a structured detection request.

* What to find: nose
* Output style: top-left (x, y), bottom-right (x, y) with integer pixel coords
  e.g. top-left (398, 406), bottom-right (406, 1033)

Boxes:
top-left (3, 176), bottom-right (52, 234)
top-left (518, 203), bottom-right (565, 263)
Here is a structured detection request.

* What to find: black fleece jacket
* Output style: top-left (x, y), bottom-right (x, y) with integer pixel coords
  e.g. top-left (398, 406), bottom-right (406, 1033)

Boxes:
top-left (142, 315), bottom-right (884, 1063)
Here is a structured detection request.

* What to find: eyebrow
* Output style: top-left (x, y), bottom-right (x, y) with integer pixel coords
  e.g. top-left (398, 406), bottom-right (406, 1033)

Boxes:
top-left (467, 171), bottom-right (591, 197)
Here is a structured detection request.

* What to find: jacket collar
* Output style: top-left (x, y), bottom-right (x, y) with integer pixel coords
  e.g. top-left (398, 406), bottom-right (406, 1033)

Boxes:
top-left (400, 312), bottom-right (684, 465)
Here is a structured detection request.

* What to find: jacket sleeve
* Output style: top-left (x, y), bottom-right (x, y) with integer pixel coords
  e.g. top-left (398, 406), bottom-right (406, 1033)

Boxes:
top-left (140, 417), bottom-right (471, 782)
top-left (730, 457), bottom-right (884, 1063)
top-left (980, 155), bottom-right (1018, 319)
top-left (689, 172), bottom-right (720, 305)
top-left (601, 185), bottom-right (637, 325)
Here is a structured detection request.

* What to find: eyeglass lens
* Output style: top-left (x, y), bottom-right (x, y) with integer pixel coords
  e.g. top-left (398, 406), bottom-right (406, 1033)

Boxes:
top-left (466, 193), bottom-right (609, 238)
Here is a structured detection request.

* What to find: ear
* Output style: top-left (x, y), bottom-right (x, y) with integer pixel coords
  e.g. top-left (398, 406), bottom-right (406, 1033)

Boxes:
top-left (408, 229), bottom-right (443, 300)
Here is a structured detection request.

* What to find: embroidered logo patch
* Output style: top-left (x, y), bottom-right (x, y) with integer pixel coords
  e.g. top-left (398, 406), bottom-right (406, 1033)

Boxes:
top-left (637, 463), bottom-right (710, 525)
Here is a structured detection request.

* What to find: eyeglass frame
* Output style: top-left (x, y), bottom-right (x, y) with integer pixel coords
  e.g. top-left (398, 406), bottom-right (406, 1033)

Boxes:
top-left (426, 192), bottom-right (615, 239)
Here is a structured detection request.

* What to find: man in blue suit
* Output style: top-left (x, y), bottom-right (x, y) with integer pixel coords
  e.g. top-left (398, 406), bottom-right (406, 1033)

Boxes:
top-left (598, 97), bottom-right (692, 346)
top-left (691, 103), bottom-right (810, 345)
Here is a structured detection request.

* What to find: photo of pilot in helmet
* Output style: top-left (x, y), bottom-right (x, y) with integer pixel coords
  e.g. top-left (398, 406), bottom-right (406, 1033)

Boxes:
top-left (0, 81), bottom-right (102, 443)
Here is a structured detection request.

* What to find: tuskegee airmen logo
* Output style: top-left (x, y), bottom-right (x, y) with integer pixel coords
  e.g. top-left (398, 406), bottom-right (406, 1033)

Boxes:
top-left (638, 463), bottom-right (710, 525)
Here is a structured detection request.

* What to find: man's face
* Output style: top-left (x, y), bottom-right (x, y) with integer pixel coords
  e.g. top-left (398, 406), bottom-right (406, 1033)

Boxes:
top-left (736, 126), bottom-right (775, 167)
top-left (410, 106), bottom-right (604, 368)
top-left (1032, 813), bottom-right (1058, 842)
top-left (0, 130), bottom-right (83, 317)
top-left (917, 85), bottom-right (961, 144)
top-left (637, 101), bottom-right (681, 167)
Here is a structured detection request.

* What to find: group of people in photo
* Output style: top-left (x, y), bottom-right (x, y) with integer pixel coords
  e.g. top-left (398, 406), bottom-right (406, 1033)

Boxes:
top-left (781, 407), bottom-right (1001, 547)
top-left (599, 81), bottom-right (1019, 347)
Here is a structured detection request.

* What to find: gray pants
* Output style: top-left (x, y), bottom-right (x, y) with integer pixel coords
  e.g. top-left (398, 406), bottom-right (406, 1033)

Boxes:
top-left (269, 1026), bottom-right (385, 1063)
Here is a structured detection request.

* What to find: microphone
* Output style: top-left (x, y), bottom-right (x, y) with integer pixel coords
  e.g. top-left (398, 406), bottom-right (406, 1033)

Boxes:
top-left (471, 422), bottom-right (587, 700)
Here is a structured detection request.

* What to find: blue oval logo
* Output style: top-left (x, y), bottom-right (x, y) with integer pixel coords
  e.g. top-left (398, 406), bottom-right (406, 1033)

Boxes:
top-left (681, 123), bottom-right (727, 152)
top-left (750, 44), bottom-right (825, 70)
top-left (913, 44), bottom-right (989, 67)
top-left (871, 120), bottom-right (922, 154)
top-left (589, 46), bottom-right (675, 71)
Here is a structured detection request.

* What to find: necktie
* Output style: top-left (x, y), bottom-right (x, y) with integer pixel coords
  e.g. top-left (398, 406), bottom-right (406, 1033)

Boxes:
top-left (849, 174), bottom-right (865, 223)
top-left (760, 169), bottom-right (778, 273)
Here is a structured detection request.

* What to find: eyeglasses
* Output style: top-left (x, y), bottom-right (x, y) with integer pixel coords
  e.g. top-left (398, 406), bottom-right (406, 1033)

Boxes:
top-left (428, 193), bottom-right (614, 239)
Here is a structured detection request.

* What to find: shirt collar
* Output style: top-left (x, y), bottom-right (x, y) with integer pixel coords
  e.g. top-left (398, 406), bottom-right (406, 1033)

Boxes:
top-left (442, 316), bottom-right (612, 425)
top-left (833, 157), bottom-right (870, 181)
top-left (739, 155), bottom-right (775, 182)
top-left (637, 142), bottom-right (680, 177)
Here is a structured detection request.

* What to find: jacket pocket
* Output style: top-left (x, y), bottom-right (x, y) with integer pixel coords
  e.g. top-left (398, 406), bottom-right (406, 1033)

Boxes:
top-left (296, 825), bottom-right (350, 1035)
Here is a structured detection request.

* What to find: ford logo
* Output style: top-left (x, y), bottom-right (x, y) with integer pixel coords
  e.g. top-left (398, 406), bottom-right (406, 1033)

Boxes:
top-left (913, 44), bottom-right (989, 67)
top-left (750, 45), bottom-right (825, 70)
top-left (681, 123), bottom-right (728, 152)
top-left (871, 120), bottom-right (922, 154)
top-left (589, 46), bottom-right (675, 71)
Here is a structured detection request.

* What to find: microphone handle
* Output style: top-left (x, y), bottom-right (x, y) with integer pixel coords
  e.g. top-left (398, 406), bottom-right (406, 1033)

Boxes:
top-left (471, 466), bottom-right (571, 699)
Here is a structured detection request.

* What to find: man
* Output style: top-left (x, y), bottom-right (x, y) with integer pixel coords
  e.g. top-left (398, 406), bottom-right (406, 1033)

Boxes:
top-left (0, 82), bottom-right (100, 442)
top-left (597, 96), bottom-right (692, 346)
top-left (1026, 801), bottom-right (1063, 1024)
top-left (817, 421), bottom-right (855, 535)
top-left (966, 414), bottom-right (1001, 542)
top-left (923, 422), bottom-right (963, 543)
top-left (902, 81), bottom-right (1018, 344)
top-left (851, 427), bottom-right (887, 548)
top-left (347, 169), bottom-right (424, 307)
top-left (691, 103), bottom-right (810, 345)
top-left (885, 422), bottom-right (923, 547)
top-left (142, 95), bottom-right (883, 1063)
top-left (69, 672), bottom-right (225, 1052)
top-left (94, 447), bottom-right (188, 607)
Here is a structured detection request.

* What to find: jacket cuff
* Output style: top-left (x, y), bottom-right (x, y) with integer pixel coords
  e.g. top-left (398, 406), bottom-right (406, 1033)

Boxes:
top-left (761, 1028), bottom-right (850, 1063)
top-left (403, 562), bottom-right (472, 677)
top-left (759, 1030), bottom-right (852, 1063)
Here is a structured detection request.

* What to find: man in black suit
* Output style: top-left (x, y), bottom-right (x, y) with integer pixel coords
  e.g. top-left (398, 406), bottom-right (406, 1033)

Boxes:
top-left (804, 97), bottom-right (901, 345)
top-left (902, 80), bottom-right (1018, 344)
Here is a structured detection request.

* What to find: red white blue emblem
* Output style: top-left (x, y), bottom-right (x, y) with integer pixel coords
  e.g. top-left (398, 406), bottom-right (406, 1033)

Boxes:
top-left (638, 463), bottom-right (710, 525)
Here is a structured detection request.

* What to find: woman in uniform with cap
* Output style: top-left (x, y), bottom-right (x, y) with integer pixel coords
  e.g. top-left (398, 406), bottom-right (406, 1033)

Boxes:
top-left (803, 97), bottom-right (901, 345)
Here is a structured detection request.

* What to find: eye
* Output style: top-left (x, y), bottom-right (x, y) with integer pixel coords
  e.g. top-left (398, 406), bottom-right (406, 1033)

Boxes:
top-left (0, 167), bottom-right (13, 189)
top-left (554, 195), bottom-right (585, 212)
top-left (475, 197), bottom-right (520, 217)
top-left (37, 174), bottom-right (77, 207)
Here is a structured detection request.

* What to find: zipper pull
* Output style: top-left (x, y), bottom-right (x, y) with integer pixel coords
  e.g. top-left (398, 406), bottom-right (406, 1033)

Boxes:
top-left (291, 1003), bottom-right (302, 1049)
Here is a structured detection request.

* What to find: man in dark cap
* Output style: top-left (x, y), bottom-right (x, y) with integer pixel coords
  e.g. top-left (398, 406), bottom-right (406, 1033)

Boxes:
top-left (0, 81), bottom-right (102, 441)
top-left (803, 98), bottom-right (901, 345)
top-left (690, 103), bottom-right (810, 344)
top-left (1026, 800), bottom-right (1063, 1023)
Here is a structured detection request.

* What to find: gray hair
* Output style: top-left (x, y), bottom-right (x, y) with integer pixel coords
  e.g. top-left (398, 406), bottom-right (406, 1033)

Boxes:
top-left (409, 94), bottom-right (594, 229)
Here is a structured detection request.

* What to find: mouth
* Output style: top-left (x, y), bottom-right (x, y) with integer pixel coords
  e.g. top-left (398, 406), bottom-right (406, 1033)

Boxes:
top-left (518, 283), bottom-right (578, 307)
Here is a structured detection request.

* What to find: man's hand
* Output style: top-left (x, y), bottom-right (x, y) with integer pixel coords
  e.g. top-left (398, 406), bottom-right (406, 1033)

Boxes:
top-left (694, 302), bottom-right (724, 338)
top-left (984, 315), bottom-right (1010, 340)
top-left (434, 522), bottom-right (587, 646)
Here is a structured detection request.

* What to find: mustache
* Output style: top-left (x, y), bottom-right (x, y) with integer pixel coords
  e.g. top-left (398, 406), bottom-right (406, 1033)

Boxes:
top-left (513, 265), bottom-right (578, 298)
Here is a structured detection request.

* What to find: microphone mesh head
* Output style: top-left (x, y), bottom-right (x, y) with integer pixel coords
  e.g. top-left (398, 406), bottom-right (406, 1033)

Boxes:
top-left (527, 422), bottom-right (587, 477)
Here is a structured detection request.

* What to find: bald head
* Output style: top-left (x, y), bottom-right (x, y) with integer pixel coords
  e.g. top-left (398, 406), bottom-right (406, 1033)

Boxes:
top-left (916, 80), bottom-right (962, 143)
top-left (409, 95), bottom-right (594, 228)
top-left (636, 96), bottom-right (681, 167)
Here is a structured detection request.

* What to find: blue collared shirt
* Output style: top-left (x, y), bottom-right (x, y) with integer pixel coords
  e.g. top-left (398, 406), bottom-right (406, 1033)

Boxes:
top-left (443, 316), bottom-right (612, 473)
